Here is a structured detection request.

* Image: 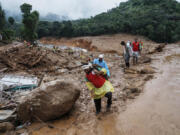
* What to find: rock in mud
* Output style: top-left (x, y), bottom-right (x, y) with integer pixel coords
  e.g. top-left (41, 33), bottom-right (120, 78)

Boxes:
top-left (144, 75), bottom-right (154, 81)
top-left (155, 44), bottom-right (165, 52)
top-left (125, 66), bottom-right (155, 74)
top-left (130, 88), bottom-right (141, 93)
top-left (148, 44), bottom-right (165, 54)
top-left (139, 56), bottom-right (152, 64)
top-left (139, 66), bottom-right (155, 74)
top-left (124, 68), bottom-right (138, 74)
top-left (17, 80), bottom-right (80, 123)
top-left (0, 122), bottom-right (14, 133)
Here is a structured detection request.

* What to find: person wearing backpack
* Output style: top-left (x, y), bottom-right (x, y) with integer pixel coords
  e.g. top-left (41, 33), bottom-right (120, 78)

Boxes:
top-left (132, 38), bottom-right (140, 65)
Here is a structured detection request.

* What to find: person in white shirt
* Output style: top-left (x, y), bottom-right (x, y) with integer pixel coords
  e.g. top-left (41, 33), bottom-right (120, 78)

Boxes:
top-left (121, 41), bottom-right (133, 68)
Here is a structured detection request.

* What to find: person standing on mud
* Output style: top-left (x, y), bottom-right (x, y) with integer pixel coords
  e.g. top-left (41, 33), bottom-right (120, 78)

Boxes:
top-left (93, 54), bottom-right (110, 79)
top-left (82, 63), bottom-right (114, 114)
top-left (132, 38), bottom-right (140, 65)
top-left (121, 41), bottom-right (133, 68)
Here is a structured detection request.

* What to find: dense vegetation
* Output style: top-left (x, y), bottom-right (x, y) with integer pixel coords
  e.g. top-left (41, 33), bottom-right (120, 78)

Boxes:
top-left (37, 0), bottom-right (180, 43)
top-left (20, 3), bottom-right (39, 43)
top-left (1, 0), bottom-right (180, 43)
top-left (0, 4), bottom-right (15, 41)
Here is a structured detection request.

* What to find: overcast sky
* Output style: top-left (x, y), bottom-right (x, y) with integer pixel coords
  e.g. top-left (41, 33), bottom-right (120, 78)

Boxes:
top-left (0, 0), bottom-right (127, 19)
top-left (1, 0), bottom-right (180, 19)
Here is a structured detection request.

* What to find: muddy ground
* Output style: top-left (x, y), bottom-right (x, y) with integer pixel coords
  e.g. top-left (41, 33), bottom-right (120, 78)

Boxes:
top-left (0, 35), bottom-right (166, 135)
top-left (40, 34), bottom-right (156, 54)
top-left (116, 44), bottom-right (180, 135)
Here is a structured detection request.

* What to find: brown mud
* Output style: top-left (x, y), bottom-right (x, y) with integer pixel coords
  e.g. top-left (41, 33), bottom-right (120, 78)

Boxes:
top-left (117, 44), bottom-right (180, 135)
top-left (23, 44), bottom-right (180, 135)
top-left (26, 44), bottom-right (180, 135)
top-left (0, 36), bottom-right (169, 135)
top-left (40, 34), bottom-right (157, 54)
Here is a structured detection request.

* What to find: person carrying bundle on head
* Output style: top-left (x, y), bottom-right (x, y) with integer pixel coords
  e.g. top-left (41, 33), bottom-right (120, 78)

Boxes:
top-left (82, 63), bottom-right (114, 115)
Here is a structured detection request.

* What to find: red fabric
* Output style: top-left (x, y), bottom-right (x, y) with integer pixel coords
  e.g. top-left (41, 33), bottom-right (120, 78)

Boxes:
top-left (132, 42), bottom-right (140, 52)
top-left (86, 72), bottom-right (105, 88)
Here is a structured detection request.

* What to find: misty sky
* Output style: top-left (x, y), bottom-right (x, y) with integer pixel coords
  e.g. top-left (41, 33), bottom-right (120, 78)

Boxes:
top-left (0, 0), bottom-right (127, 19)
top-left (1, 0), bottom-right (180, 19)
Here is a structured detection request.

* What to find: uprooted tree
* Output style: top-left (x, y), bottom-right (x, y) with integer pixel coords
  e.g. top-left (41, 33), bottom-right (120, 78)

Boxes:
top-left (20, 3), bottom-right (39, 44)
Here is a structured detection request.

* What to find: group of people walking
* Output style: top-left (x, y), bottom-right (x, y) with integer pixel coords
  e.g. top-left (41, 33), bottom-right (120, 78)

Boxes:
top-left (82, 38), bottom-right (143, 115)
top-left (121, 38), bottom-right (143, 68)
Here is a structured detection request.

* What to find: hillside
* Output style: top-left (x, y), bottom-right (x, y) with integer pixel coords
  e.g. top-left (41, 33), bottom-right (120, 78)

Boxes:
top-left (38, 0), bottom-right (180, 43)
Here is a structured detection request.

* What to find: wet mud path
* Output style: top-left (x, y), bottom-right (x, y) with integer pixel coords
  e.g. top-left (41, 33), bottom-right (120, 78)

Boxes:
top-left (29, 44), bottom-right (180, 135)
top-left (117, 44), bottom-right (180, 135)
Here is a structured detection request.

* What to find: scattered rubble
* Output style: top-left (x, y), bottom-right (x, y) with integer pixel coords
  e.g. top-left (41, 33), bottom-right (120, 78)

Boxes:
top-left (0, 45), bottom-right (90, 77)
top-left (0, 38), bottom-right (163, 134)
top-left (0, 46), bottom-right (52, 74)
top-left (0, 110), bottom-right (16, 123)
top-left (0, 122), bottom-right (14, 133)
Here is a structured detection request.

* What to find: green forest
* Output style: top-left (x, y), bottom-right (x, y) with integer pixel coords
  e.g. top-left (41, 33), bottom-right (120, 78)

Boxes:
top-left (1, 0), bottom-right (180, 43)
top-left (0, 5), bottom-right (15, 41)
top-left (38, 0), bottom-right (180, 43)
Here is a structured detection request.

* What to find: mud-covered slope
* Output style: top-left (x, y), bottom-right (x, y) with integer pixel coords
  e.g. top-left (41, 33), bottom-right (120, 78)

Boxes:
top-left (40, 34), bottom-right (163, 55)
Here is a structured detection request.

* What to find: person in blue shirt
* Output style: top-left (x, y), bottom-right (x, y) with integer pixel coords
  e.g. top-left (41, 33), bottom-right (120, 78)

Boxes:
top-left (93, 54), bottom-right (110, 79)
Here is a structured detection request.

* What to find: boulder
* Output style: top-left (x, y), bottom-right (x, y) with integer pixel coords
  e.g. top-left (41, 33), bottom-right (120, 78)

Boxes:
top-left (17, 80), bottom-right (80, 123)
top-left (0, 122), bottom-right (14, 133)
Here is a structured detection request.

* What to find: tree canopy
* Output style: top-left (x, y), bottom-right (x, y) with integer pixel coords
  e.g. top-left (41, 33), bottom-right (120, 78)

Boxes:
top-left (8, 17), bottom-right (15, 25)
top-left (20, 3), bottom-right (39, 43)
top-left (37, 0), bottom-right (180, 43)
top-left (0, 4), bottom-right (6, 32)
top-left (0, 4), bottom-right (14, 41)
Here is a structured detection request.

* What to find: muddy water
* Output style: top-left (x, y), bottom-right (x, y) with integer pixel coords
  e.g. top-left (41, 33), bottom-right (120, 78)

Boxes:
top-left (30, 44), bottom-right (180, 135)
top-left (117, 44), bottom-right (180, 135)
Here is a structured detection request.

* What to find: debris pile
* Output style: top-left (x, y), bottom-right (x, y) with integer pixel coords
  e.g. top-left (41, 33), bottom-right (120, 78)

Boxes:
top-left (0, 46), bottom-right (53, 73)
top-left (0, 45), bottom-right (92, 77)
